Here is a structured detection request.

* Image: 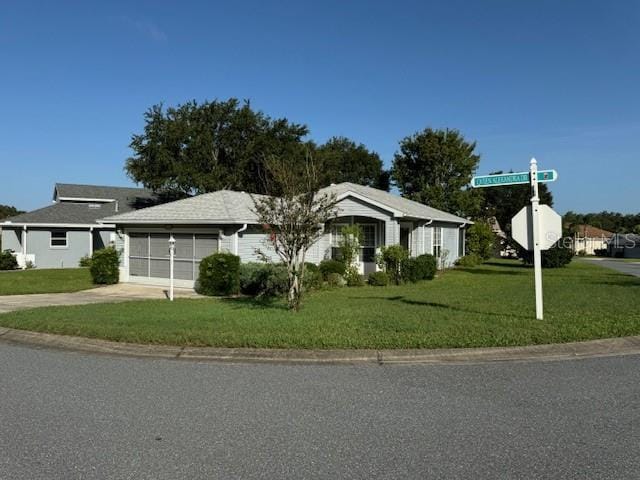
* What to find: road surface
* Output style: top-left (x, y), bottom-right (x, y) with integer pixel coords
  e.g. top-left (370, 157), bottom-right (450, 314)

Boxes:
top-left (586, 258), bottom-right (640, 277)
top-left (1, 343), bottom-right (639, 479)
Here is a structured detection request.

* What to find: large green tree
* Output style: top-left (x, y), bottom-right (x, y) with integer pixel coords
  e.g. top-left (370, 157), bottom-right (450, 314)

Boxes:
top-left (314, 136), bottom-right (389, 190)
top-left (480, 172), bottom-right (554, 237)
top-left (391, 128), bottom-right (481, 217)
top-left (126, 99), bottom-right (308, 197)
top-left (563, 211), bottom-right (640, 233)
top-left (0, 205), bottom-right (23, 220)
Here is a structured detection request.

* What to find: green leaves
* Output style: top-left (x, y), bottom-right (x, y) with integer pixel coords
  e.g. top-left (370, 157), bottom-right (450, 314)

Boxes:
top-left (126, 99), bottom-right (308, 197)
top-left (391, 128), bottom-right (481, 217)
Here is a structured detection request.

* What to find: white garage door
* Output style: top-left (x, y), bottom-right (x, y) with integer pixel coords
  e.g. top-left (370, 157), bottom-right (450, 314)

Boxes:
top-left (129, 233), bottom-right (218, 281)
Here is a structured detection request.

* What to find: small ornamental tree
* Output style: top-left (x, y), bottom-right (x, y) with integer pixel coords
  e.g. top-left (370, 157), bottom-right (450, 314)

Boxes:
top-left (339, 225), bottom-right (363, 286)
top-left (466, 221), bottom-right (496, 261)
top-left (377, 245), bottom-right (409, 285)
top-left (253, 154), bottom-right (338, 311)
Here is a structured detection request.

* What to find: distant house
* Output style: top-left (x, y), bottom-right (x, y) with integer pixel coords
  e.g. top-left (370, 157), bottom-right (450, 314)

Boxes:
top-left (607, 233), bottom-right (640, 259)
top-left (1, 184), bottom-right (155, 268)
top-left (571, 224), bottom-right (613, 255)
top-left (100, 182), bottom-right (472, 289)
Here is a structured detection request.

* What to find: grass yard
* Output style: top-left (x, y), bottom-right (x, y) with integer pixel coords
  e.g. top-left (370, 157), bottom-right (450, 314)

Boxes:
top-left (0, 268), bottom-right (94, 295)
top-left (0, 260), bottom-right (638, 349)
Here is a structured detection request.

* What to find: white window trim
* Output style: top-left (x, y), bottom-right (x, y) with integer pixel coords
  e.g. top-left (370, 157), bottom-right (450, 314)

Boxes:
top-left (330, 223), bottom-right (349, 248)
top-left (358, 223), bottom-right (378, 261)
top-left (432, 226), bottom-right (443, 257)
top-left (50, 230), bottom-right (69, 249)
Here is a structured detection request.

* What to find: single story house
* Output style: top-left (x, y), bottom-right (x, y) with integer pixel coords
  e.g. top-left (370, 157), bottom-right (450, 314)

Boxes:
top-left (1, 183), bottom-right (155, 268)
top-left (571, 224), bottom-right (613, 256)
top-left (607, 233), bottom-right (640, 259)
top-left (100, 182), bottom-right (472, 288)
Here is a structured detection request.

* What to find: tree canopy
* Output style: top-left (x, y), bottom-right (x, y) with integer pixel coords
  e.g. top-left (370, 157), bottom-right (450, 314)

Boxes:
top-left (314, 136), bottom-right (389, 190)
top-left (563, 211), bottom-right (640, 234)
top-left (391, 128), bottom-right (482, 217)
top-left (126, 99), bottom-right (389, 197)
top-left (480, 172), bottom-right (554, 236)
top-left (0, 205), bottom-right (23, 220)
top-left (126, 99), bottom-right (308, 198)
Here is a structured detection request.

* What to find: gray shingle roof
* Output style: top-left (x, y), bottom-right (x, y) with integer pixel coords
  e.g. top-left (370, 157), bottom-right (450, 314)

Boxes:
top-left (54, 183), bottom-right (154, 202)
top-left (3, 201), bottom-right (121, 225)
top-left (101, 190), bottom-right (264, 224)
top-left (101, 183), bottom-right (471, 225)
top-left (2, 183), bottom-right (157, 225)
top-left (320, 182), bottom-right (471, 224)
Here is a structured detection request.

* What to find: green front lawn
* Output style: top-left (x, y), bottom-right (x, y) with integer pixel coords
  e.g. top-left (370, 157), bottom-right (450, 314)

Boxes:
top-left (0, 260), bottom-right (638, 349)
top-left (0, 268), bottom-right (94, 295)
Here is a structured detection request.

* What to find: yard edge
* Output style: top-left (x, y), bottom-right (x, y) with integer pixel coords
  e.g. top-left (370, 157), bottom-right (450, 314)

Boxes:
top-left (1, 326), bottom-right (640, 365)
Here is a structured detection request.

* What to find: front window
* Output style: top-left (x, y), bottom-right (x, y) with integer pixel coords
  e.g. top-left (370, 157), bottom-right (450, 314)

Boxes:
top-left (433, 227), bottom-right (442, 258)
top-left (50, 230), bottom-right (68, 248)
top-left (360, 224), bottom-right (376, 262)
top-left (331, 224), bottom-right (376, 262)
top-left (331, 224), bottom-right (346, 260)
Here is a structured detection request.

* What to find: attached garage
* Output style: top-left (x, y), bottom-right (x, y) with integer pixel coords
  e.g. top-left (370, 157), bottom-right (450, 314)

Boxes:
top-left (100, 186), bottom-right (472, 290)
top-left (126, 231), bottom-right (219, 286)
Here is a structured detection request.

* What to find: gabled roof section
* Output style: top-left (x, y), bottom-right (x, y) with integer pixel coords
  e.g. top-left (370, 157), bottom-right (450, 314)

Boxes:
top-left (2, 183), bottom-right (158, 226)
top-left (3, 201), bottom-right (119, 225)
top-left (101, 183), bottom-right (471, 226)
top-left (101, 190), bottom-right (264, 224)
top-left (574, 224), bottom-right (614, 239)
top-left (320, 182), bottom-right (471, 224)
top-left (53, 183), bottom-right (154, 203)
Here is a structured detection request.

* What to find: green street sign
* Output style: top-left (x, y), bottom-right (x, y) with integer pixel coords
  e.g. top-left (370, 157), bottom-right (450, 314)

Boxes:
top-left (471, 170), bottom-right (557, 188)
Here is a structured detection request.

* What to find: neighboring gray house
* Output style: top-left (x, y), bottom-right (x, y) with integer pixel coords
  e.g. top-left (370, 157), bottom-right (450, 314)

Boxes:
top-left (607, 233), bottom-right (640, 259)
top-left (1, 183), bottom-right (154, 268)
top-left (101, 182), bottom-right (471, 289)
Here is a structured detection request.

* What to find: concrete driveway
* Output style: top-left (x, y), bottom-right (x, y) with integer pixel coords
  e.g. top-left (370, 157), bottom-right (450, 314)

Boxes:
top-left (581, 258), bottom-right (640, 277)
top-left (0, 284), bottom-right (202, 314)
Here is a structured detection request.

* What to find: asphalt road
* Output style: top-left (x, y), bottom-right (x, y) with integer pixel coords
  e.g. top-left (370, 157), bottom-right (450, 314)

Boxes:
top-left (586, 258), bottom-right (640, 277)
top-left (1, 344), bottom-right (639, 479)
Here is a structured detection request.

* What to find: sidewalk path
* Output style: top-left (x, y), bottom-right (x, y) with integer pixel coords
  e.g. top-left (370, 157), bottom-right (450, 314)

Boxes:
top-left (0, 284), bottom-right (202, 314)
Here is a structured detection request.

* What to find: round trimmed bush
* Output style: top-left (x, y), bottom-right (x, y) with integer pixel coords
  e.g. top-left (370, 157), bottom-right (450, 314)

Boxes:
top-left (89, 247), bottom-right (119, 284)
top-left (455, 254), bottom-right (482, 268)
top-left (0, 250), bottom-right (18, 270)
top-left (415, 254), bottom-right (437, 280)
top-left (319, 259), bottom-right (345, 280)
top-left (368, 271), bottom-right (390, 286)
top-left (303, 262), bottom-right (323, 290)
top-left (401, 258), bottom-right (422, 283)
top-left (326, 272), bottom-right (346, 287)
top-left (239, 262), bottom-right (288, 298)
top-left (197, 252), bottom-right (240, 296)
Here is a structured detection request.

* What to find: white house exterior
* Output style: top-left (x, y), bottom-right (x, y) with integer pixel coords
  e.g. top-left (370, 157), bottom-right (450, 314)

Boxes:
top-left (101, 182), bottom-right (472, 289)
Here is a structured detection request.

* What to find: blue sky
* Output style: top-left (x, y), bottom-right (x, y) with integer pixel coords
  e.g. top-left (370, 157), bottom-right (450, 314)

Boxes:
top-left (1, 0), bottom-right (638, 214)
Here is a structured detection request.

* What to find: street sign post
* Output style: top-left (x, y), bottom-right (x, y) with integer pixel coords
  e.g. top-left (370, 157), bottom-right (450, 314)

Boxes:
top-left (512, 205), bottom-right (562, 251)
top-left (471, 159), bottom-right (559, 320)
top-left (471, 169), bottom-right (557, 188)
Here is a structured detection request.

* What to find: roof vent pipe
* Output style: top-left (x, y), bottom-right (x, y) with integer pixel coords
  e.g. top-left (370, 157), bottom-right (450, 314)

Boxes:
top-left (114, 200), bottom-right (119, 212)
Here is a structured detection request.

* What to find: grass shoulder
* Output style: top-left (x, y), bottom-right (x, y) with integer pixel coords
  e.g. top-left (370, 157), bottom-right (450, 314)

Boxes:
top-left (0, 268), bottom-right (94, 295)
top-left (0, 260), bottom-right (638, 349)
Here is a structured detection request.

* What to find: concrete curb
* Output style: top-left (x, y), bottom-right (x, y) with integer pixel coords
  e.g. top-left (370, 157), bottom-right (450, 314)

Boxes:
top-left (2, 326), bottom-right (640, 365)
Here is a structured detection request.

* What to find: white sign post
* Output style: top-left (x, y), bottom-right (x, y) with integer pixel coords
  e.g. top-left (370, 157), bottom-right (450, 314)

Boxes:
top-left (529, 159), bottom-right (544, 320)
top-left (169, 235), bottom-right (176, 302)
top-left (471, 158), bottom-right (560, 320)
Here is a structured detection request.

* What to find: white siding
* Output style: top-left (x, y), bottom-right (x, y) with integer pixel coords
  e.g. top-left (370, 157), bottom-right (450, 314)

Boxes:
top-left (237, 227), bottom-right (280, 263)
top-left (442, 226), bottom-right (459, 267)
top-left (336, 197), bottom-right (391, 220)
